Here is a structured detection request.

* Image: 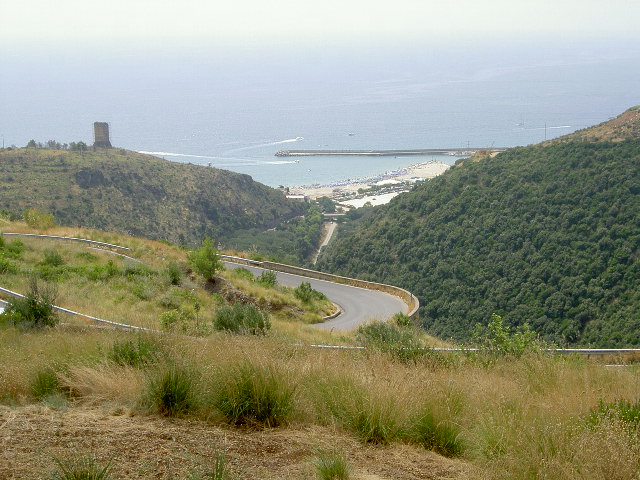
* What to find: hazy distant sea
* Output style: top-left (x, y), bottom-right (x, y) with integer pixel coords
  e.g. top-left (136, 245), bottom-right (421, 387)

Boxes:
top-left (2, 43), bottom-right (639, 187)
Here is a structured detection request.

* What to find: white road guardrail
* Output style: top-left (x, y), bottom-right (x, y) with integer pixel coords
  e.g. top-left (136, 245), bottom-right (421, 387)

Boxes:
top-left (0, 286), bottom-right (153, 332)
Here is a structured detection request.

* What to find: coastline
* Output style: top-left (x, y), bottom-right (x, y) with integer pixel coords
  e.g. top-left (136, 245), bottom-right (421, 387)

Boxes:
top-left (288, 160), bottom-right (451, 200)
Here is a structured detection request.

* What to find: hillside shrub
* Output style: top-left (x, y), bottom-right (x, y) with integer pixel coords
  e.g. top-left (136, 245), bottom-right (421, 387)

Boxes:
top-left (123, 262), bottom-right (154, 278)
top-left (213, 304), bottom-right (270, 335)
top-left (472, 314), bottom-right (541, 358)
top-left (159, 308), bottom-right (196, 332)
top-left (23, 208), bottom-right (56, 230)
top-left (355, 321), bottom-right (423, 362)
top-left (41, 249), bottom-right (65, 267)
top-left (392, 312), bottom-right (413, 328)
top-left (82, 260), bottom-right (120, 281)
top-left (213, 362), bottom-right (295, 428)
top-left (0, 257), bottom-right (18, 274)
top-left (256, 270), bottom-right (277, 287)
top-left (231, 267), bottom-right (253, 281)
top-left (0, 238), bottom-right (25, 259)
top-left (294, 281), bottom-right (326, 303)
top-left (188, 237), bottom-right (222, 281)
top-left (1, 280), bottom-right (58, 330)
top-left (164, 262), bottom-right (182, 285)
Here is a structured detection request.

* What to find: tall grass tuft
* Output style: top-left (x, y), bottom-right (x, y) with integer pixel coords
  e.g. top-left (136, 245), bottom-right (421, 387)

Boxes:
top-left (50, 454), bottom-right (113, 480)
top-left (31, 367), bottom-right (64, 402)
top-left (108, 335), bottom-right (161, 367)
top-left (317, 377), bottom-right (401, 444)
top-left (313, 450), bottom-right (350, 480)
top-left (405, 407), bottom-right (464, 457)
top-left (213, 362), bottom-right (295, 428)
top-left (355, 320), bottom-right (424, 362)
top-left (146, 364), bottom-right (196, 417)
top-left (189, 453), bottom-right (233, 480)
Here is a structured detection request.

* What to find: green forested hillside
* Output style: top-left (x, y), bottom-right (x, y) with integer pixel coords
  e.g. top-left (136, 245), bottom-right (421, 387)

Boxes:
top-left (317, 140), bottom-right (640, 347)
top-left (0, 148), bottom-right (305, 247)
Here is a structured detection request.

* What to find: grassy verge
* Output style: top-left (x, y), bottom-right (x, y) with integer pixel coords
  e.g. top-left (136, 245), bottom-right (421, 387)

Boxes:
top-left (2, 325), bottom-right (639, 479)
top-left (0, 222), bottom-right (336, 340)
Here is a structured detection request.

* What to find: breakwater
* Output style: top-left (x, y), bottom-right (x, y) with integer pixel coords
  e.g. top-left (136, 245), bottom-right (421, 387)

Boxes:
top-left (275, 148), bottom-right (506, 157)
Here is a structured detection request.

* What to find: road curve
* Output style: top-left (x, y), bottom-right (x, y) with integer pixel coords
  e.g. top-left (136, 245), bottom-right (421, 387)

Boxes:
top-left (223, 262), bottom-right (407, 331)
top-left (0, 233), bottom-right (408, 332)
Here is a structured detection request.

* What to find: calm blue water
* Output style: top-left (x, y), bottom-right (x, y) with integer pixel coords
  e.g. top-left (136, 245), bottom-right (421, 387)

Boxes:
top-left (2, 42), bottom-right (639, 187)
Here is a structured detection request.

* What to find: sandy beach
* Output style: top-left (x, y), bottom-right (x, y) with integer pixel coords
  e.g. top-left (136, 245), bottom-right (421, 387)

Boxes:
top-left (288, 160), bottom-right (451, 200)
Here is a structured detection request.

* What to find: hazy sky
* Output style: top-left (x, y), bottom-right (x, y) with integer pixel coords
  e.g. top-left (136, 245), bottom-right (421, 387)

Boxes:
top-left (3, 0), bottom-right (639, 53)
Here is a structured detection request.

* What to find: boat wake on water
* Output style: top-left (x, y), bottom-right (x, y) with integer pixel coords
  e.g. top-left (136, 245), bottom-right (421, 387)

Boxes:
top-left (222, 137), bottom-right (304, 155)
top-left (138, 150), bottom-right (299, 167)
top-left (138, 151), bottom-right (224, 160)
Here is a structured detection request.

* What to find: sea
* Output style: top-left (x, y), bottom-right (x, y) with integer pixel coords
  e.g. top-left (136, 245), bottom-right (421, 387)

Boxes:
top-left (2, 41), bottom-right (639, 188)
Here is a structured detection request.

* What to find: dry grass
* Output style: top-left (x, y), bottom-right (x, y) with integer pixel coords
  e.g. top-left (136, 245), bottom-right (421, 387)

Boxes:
top-left (1, 328), bottom-right (640, 479)
top-left (2, 223), bottom-right (640, 478)
top-left (60, 364), bottom-right (145, 407)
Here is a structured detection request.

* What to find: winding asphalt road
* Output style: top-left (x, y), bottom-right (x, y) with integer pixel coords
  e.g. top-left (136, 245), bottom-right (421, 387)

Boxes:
top-left (224, 262), bottom-right (407, 331)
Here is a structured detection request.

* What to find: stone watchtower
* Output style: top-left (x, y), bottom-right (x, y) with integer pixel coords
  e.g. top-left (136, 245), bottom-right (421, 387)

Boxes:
top-left (93, 122), bottom-right (112, 148)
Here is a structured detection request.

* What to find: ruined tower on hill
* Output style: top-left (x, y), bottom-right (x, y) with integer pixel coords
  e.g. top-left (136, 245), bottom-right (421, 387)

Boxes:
top-left (93, 122), bottom-right (112, 148)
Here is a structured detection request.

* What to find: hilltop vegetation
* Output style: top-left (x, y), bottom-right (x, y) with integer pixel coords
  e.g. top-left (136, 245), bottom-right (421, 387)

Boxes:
top-left (318, 115), bottom-right (640, 346)
top-left (548, 105), bottom-right (640, 145)
top-left (0, 148), bottom-right (306, 250)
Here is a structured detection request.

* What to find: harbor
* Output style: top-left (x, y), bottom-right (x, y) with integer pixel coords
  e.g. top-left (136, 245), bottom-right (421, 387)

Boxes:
top-left (275, 148), bottom-right (506, 157)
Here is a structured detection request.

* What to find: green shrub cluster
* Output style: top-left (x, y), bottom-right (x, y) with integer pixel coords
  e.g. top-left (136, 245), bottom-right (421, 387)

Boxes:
top-left (472, 313), bottom-right (542, 358)
top-left (0, 237), bottom-right (24, 274)
top-left (213, 304), bottom-right (270, 335)
top-left (188, 237), bottom-right (222, 281)
top-left (255, 270), bottom-right (277, 287)
top-left (294, 281), bottom-right (326, 303)
top-left (355, 320), bottom-right (424, 361)
top-left (23, 208), bottom-right (56, 230)
top-left (164, 262), bottom-right (182, 285)
top-left (1, 280), bottom-right (58, 330)
top-left (159, 308), bottom-right (197, 332)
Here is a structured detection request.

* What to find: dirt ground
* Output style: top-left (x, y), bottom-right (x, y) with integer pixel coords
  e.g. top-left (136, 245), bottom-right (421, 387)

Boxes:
top-left (0, 405), bottom-right (475, 479)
